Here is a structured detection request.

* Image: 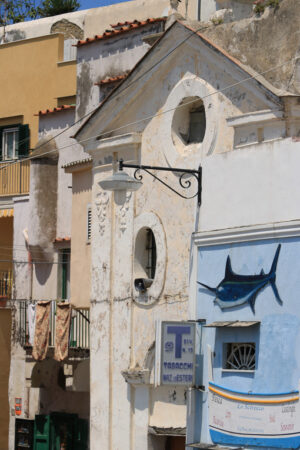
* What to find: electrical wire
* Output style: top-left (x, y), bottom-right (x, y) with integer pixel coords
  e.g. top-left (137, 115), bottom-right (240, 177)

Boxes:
top-left (0, 25), bottom-right (297, 172)
top-left (0, 22), bottom-right (211, 165)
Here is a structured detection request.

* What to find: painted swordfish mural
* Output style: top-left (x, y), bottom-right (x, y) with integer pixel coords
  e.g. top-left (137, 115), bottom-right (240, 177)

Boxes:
top-left (197, 244), bottom-right (282, 313)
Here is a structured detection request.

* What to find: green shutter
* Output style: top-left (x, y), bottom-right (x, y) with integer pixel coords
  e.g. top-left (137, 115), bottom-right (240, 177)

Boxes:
top-left (18, 124), bottom-right (30, 158)
top-left (33, 415), bottom-right (50, 450)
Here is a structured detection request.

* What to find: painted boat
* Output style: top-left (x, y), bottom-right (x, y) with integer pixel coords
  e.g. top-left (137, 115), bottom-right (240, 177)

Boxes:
top-left (209, 382), bottom-right (300, 448)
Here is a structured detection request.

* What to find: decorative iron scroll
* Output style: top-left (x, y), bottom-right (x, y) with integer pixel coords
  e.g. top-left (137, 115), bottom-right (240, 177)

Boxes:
top-left (119, 159), bottom-right (202, 206)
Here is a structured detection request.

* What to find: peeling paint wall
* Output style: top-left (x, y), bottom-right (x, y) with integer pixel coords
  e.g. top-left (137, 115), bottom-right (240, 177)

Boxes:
top-left (76, 21), bottom-right (165, 121)
top-left (75, 17), bottom-right (300, 449)
top-left (202, 0), bottom-right (300, 94)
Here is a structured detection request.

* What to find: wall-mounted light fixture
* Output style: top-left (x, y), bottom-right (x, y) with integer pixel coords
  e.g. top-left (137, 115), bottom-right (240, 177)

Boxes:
top-left (99, 159), bottom-right (202, 206)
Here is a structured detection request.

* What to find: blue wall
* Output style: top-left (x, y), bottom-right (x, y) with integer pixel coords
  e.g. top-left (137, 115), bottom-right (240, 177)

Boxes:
top-left (194, 237), bottom-right (300, 445)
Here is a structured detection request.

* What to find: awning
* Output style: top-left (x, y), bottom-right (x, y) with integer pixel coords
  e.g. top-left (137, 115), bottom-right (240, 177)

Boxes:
top-left (0, 208), bottom-right (13, 218)
top-left (205, 321), bottom-right (260, 328)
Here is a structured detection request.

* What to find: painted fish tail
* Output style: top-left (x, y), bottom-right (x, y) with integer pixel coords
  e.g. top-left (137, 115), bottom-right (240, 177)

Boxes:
top-left (269, 244), bottom-right (283, 305)
top-left (269, 244), bottom-right (281, 276)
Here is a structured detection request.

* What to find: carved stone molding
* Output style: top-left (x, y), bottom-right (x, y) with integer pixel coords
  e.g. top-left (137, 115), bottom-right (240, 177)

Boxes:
top-left (95, 190), bottom-right (109, 236)
top-left (121, 368), bottom-right (151, 385)
top-left (118, 192), bottom-right (132, 233)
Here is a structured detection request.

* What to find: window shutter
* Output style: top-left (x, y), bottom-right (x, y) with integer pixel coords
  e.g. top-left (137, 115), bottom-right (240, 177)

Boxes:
top-left (18, 124), bottom-right (30, 158)
top-left (87, 207), bottom-right (92, 240)
top-left (0, 127), bottom-right (3, 161)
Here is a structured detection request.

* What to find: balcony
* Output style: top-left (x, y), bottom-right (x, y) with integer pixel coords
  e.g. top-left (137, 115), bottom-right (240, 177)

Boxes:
top-left (19, 300), bottom-right (90, 353)
top-left (0, 270), bottom-right (12, 303)
top-left (0, 159), bottom-right (30, 196)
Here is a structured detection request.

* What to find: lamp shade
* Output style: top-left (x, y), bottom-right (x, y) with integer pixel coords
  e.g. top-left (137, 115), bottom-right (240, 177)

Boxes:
top-left (99, 170), bottom-right (142, 192)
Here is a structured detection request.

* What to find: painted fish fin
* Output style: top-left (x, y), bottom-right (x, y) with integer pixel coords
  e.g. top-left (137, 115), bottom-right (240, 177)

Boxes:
top-left (270, 279), bottom-right (283, 305)
top-left (260, 269), bottom-right (265, 275)
top-left (269, 244), bottom-right (281, 276)
top-left (197, 281), bottom-right (217, 294)
top-left (249, 293), bottom-right (257, 314)
top-left (225, 255), bottom-right (234, 279)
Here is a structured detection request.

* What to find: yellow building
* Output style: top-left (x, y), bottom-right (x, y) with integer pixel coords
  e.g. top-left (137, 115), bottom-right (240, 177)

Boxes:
top-left (0, 31), bottom-right (76, 449)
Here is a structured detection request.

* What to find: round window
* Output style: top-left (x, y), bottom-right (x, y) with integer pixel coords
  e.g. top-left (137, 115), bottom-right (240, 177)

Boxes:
top-left (172, 96), bottom-right (206, 148)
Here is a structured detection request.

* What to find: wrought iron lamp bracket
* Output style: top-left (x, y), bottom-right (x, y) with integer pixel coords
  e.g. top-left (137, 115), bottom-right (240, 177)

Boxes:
top-left (119, 159), bottom-right (202, 206)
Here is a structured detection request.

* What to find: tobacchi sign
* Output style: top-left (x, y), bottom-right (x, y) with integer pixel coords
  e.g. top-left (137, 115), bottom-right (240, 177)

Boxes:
top-left (160, 321), bottom-right (195, 386)
top-left (209, 382), bottom-right (300, 448)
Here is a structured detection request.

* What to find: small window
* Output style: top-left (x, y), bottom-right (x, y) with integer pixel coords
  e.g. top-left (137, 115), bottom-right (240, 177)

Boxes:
top-left (145, 229), bottom-right (156, 279)
top-left (224, 342), bottom-right (256, 371)
top-left (0, 124), bottom-right (30, 161)
top-left (59, 249), bottom-right (70, 300)
top-left (134, 227), bottom-right (157, 293)
top-left (3, 128), bottom-right (19, 160)
top-left (188, 105), bottom-right (206, 144)
top-left (87, 206), bottom-right (92, 241)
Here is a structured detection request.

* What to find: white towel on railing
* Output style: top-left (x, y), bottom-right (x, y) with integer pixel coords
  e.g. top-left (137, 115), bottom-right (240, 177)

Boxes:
top-left (27, 303), bottom-right (36, 346)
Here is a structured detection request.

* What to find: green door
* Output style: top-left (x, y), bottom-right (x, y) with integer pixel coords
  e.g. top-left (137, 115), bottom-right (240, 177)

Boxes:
top-left (33, 415), bottom-right (50, 450)
top-left (74, 419), bottom-right (88, 450)
top-left (50, 412), bottom-right (77, 450)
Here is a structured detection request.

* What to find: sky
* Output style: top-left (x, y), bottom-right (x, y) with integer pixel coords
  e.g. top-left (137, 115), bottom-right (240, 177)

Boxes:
top-left (79, 0), bottom-right (133, 11)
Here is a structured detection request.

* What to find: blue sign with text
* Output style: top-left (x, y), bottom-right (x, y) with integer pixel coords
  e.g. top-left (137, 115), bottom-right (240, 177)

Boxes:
top-left (161, 321), bottom-right (195, 386)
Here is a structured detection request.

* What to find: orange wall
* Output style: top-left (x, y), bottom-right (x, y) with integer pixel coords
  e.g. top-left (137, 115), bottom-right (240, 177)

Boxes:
top-left (0, 34), bottom-right (76, 148)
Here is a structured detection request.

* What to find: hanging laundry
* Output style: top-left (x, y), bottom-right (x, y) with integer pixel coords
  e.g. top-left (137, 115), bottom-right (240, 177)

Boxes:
top-left (32, 301), bottom-right (51, 360)
top-left (27, 303), bottom-right (36, 346)
top-left (54, 302), bottom-right (72, 361)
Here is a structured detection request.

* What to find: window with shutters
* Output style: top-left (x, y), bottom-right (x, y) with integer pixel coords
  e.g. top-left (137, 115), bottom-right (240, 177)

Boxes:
top-left (87, 205), bottom-right (92, 241)
top-left (0, 124), bottom-right (30, 161)
top-left (3, 128), bottom-right (18, 160)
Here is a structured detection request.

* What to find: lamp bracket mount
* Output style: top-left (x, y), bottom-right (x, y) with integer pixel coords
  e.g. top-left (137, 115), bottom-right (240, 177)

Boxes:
top-left (119, 159), bottom-right (202, 206)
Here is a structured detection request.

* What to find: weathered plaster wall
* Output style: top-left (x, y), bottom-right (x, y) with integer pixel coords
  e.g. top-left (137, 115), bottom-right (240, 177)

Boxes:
top-left (198, 0), bottom-right (254, 22)
top-left (38, 109), bottom-right (85, 239)
top-left (70, 167), bottom-right (92, 308)
top-left (75, 16), bottom-right (300, 448)
top-left (29, 158), bottom-right (58, 254)
top-left (76, 21), bottom-right (165, 120)
top-left (202, 0), bottom-right (300, 94)
top-left (0, 0), bottom-right (171, 44)
top-left (9, 195), bottom-right (30, 449)
top-left (0, 309), bottom-right (11, 450)
top-left (13, 196), bottom-right (30, 301)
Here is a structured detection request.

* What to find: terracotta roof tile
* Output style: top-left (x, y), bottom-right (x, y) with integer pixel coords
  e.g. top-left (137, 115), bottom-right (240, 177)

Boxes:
top-left (36, 105), bottom-right (75, 116)
top-left (76, 17), bottom-right (166, 47)
top-left (95, 73), bottom-right (128, 86)
top-left (53, 237), bottom-right (71, 243)
top-left (62, 157), bottom-right (92, 169)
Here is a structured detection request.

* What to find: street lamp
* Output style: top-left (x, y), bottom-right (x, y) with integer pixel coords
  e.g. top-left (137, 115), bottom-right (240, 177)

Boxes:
top-left (99, 159), bottom-right (202, 206)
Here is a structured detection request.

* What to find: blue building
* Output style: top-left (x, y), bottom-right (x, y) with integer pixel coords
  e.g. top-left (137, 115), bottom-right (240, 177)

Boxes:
top-left (188, 228), bottom-right (300, 448)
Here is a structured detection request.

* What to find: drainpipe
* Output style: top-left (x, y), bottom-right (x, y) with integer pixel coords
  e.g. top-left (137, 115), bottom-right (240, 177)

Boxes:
top-left (197, 0), bottom-right (200, 20)
top-left (23, 229), bottom-right (33, 301)
top-left (23, 228), bottom-right (33, 419)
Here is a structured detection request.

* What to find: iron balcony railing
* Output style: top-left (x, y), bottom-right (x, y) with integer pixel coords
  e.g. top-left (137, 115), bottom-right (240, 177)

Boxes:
top-left (19, 300), bottom-right (90, 350)
top-left (0, 160), bottom-right (30, 196)
top-left (0, 270), bottom-right (13, 299)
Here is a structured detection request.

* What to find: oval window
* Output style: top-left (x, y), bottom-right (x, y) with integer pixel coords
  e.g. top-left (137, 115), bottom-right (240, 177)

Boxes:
top-left (134, 228), bottom-right (157, 293)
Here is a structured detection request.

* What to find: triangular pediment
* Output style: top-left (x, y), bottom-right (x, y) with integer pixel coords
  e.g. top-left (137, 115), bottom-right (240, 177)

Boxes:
top-left (76, 20), bottom-right (284, 152)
